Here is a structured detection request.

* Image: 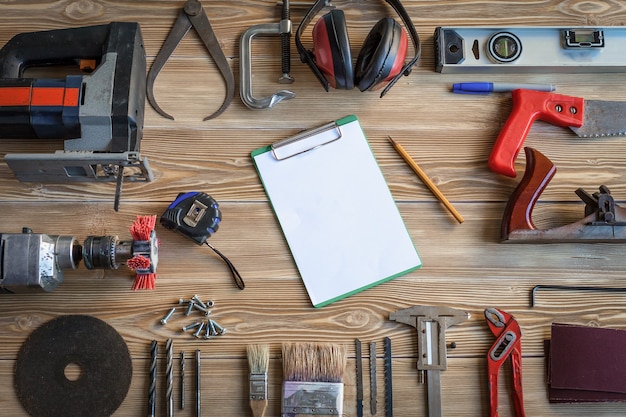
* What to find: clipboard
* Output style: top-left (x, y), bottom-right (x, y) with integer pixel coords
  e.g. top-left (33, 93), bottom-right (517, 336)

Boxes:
top-left (251, 115), bottom-right (421, 307)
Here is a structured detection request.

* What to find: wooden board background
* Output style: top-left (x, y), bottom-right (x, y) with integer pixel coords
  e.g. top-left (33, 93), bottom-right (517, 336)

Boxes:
top-left (1, 0), bottom-right (626, 416)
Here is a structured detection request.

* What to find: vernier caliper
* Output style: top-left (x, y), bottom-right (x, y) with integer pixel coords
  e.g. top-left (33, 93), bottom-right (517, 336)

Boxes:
top-left (390, 305), bottom-right (470, 417)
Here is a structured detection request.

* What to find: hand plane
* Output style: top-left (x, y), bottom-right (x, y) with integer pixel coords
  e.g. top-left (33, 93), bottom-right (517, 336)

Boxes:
top-left (390, 305), bottom-right (470, 417)
top-left (489, 89), bottom-right (626, 177)
top-left (0, 22), bottom-right (152, 210)
top-left (501, 147), bottom-right (626, 243)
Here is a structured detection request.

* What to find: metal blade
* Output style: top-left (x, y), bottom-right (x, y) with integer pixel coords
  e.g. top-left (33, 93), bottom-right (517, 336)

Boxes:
top-left (571, 99), bottom-right (626, 137)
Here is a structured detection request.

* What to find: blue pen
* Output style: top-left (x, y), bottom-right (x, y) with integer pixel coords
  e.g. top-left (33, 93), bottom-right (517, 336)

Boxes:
top-left (452, 82), bottom-right (556, 94)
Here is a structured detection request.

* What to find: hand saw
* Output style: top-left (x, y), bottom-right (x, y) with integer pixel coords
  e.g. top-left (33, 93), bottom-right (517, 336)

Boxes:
top-left (488, 89), bottom-right (626, 177)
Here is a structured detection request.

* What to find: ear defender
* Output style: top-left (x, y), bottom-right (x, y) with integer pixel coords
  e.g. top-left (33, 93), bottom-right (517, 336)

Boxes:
top-left (312, 9), bottom-right (354, 90)
top-left (296, 0), bottom-right (420, 96)
top-left (311, 10), bottom-right (408, 91)
top-left (355, 17), bottom-right (408, 91)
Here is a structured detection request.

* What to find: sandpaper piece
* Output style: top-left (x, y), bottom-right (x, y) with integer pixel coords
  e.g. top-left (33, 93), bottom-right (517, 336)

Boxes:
top-left (545, 340), bottom-right (626, 403)
top-left (547, 323), bottom-right (626, 403)
top-left (15, 315), bottom-right (132, 417)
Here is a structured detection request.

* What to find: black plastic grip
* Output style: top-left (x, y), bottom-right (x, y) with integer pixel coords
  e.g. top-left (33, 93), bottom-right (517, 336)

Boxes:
top-left (0, 24), bottom-right (112, 78)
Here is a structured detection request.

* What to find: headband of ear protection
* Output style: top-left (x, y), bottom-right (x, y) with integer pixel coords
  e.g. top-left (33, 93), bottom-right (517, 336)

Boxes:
top-left (295, 0), bottom-right (421, 97)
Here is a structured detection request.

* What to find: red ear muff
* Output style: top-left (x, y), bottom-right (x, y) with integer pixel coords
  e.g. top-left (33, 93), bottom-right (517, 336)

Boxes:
top-left (354, 18), bottom-right (408, 92)
top-left (296, 0), bottom-right (419, 96)
top-left (312, 9), bottom-right (354, 90)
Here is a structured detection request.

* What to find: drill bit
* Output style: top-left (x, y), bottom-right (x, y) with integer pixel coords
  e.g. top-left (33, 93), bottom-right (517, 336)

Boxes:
top-left (181, 351), bottom-right (185, 409)
top-left (196, 350), bottom-right (201, 417)
top-left (166, 338), bottom-right (174, 417)
top-left (148, 340), bottom-right (158, 417)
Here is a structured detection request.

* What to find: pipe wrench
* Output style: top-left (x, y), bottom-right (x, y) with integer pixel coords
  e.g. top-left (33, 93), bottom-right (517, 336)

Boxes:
top-left (485, 308), bottom-right (525, 417)
top-left (488, 89), bottom-right (626, 177)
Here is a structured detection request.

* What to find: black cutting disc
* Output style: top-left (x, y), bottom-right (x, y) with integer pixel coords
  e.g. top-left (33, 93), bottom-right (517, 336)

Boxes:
top-left (15, 315), bottom-right (132, 417)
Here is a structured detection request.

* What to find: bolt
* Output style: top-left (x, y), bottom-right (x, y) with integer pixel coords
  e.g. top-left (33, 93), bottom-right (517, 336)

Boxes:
top-left (193, 303), bottom-right (211, 316)
top-left (204, 322), bottom-right (213, 339)
top-left (160, 307), bottom-right (177, 325)
top-left (207, 319), bottom-right (218, 336)
top-left (212, 320), bottom-right (226, 335)
top-left (183, 322), bottom-right (202, 332)
top-left (185, 300), bottom-right (196, 316)
top-left (192, 295), bottom-right (207, 309)
top-left (179, 298), bottom-right (187, 305)
top-left (193, 322), bottom-right (205, 338)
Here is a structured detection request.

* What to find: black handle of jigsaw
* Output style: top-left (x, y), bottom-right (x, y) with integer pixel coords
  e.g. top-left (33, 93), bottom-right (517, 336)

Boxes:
top-left (0, 24), bottom-right (113, 78)
top-left (0, 22), bottom-right (146, 152)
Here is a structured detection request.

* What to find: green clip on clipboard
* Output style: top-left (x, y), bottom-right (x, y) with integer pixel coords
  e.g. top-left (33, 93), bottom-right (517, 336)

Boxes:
top-left (251, 115), bottom-right (421, 307)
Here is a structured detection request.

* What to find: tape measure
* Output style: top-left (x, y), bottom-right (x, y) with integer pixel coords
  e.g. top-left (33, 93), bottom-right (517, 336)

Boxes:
top-left (160, 191), bottom-right (221, 245)
top-left (160, 192), bottom-right (244, 290)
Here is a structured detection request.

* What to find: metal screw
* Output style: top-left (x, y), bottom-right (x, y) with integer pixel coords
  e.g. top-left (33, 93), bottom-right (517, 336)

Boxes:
top-left (212, 320), bottom-right (226, 335)
top-left (160, 307), bottom-right (176, 325)
top-left (183, 322), bottom-right (201, 332)
top-left (192, 295), bottom-right (207, 309)
top-left (178, 298), bottom-right (187, 305)
top-left (193, 322), bottom-right (206, 338)
top-left (204, 321), bottom-right (213, 339)
top-left (185, 300), bottom-right (196, 316)
top-left (207, 319), bottom-right (218, 336)
top-left (193, 303), bottom-right (211, 316)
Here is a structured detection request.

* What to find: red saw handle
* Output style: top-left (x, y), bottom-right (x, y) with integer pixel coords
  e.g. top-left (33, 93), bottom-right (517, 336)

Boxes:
top-left (488, 89), bottom-right (584, 177)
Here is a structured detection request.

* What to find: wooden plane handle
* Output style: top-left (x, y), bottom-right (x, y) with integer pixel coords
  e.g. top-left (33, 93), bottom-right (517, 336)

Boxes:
top-left (501, 147), bottom-right (556, 240)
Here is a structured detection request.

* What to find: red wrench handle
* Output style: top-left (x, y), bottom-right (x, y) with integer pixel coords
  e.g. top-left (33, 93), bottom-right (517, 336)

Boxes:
top-left (511, 349), bottom-right (526, 417)
top-left (488, 89), bottom-right (584, 177)
top-left (487, 363), bottom-right (501, 417)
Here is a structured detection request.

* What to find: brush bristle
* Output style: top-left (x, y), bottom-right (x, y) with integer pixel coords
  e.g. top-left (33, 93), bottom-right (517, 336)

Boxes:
top-left (282, 342), bottom-right (346, 382)
top-left (247, 344), bottom-right (270, 374)
top-left (130, 215), bottom-right (157, 241)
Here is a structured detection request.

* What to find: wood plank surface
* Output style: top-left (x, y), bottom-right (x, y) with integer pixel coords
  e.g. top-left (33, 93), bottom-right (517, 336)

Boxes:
top-left (1, 0), bottom-right (626, 416)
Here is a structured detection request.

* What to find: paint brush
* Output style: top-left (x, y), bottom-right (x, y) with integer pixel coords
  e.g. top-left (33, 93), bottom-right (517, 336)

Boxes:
top-left (247, 344), bottom-right (270, 417)
top-left (282, 342), bottom-right (347, 417)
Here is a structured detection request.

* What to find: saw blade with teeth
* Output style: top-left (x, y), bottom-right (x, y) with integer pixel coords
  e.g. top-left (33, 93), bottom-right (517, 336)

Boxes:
top-left (571, 99), bottom-right (626, 137)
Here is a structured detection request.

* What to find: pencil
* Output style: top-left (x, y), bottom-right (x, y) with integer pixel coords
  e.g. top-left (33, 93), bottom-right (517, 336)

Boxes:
top-left (387, 136), bottom-right (464, 224)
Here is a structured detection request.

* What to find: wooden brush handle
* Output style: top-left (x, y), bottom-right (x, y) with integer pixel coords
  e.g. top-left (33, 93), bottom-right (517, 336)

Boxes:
top-left (250, 399), bottom-right (268, 417)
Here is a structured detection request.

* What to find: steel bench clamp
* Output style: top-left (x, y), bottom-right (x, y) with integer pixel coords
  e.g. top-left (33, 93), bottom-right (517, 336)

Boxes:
top-left (239, 6), bottom-right (296, 109)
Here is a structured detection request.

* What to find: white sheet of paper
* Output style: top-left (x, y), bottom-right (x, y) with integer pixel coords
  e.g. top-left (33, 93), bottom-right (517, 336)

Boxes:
top-left (252, 116), bottom-right (421, 307)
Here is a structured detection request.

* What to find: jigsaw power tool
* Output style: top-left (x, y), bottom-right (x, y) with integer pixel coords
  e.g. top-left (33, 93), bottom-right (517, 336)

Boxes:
top-left (0, 22), bottom-right (152, 210)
